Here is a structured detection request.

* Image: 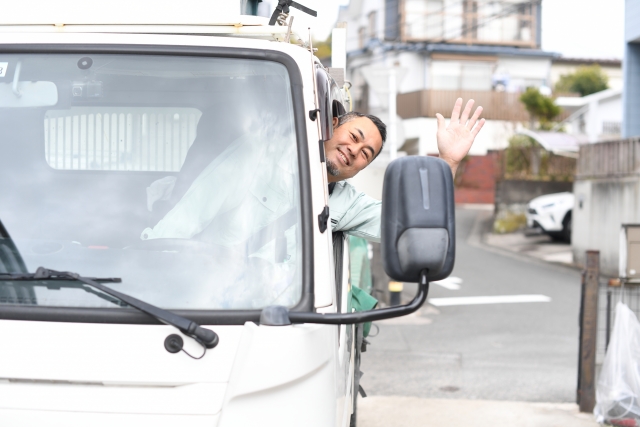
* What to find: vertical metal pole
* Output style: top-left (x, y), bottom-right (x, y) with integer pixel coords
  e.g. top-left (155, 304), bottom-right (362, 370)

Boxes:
top-left (577, 250), bottom-right (599, 413)
top-left (388, 69), bottom-right (397, 161)
top-left (389, 281), bottom-right (403, 306)
top-left (606, 289), bottom-right (612, 351)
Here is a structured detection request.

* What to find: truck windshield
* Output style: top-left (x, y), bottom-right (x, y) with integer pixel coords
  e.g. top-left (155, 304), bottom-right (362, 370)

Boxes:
top-left (0, 53), bottom-right (303, 311)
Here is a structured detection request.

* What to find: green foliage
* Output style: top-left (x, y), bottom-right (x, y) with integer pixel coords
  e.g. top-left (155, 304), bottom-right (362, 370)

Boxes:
top-left (503, 135), bottom-right (575, 181)
top-left (314, 35), bottom-right (332, 60)
top-left (555, 64), bottom-right (609, 96)
top-left (504, 134), bottom-right (535, 177)
top-left (493, 212), bottom-right (527, 234)
top-left (519, 87), bottom-right (562, 124)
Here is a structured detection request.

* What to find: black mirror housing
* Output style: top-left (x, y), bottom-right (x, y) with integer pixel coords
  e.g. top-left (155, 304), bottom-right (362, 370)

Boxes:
top-left (381, 156), bottom-right (456, 282)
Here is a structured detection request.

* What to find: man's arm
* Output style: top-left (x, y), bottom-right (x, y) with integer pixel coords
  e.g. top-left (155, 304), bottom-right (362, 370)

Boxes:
top-left (329, 182), bottom-right (382, 242)
top-left (435, 98), bottom-right (485, 176)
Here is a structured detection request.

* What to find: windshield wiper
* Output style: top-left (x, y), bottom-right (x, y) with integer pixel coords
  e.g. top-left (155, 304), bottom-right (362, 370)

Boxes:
top-left (0, 267), bottom-right (219, 349)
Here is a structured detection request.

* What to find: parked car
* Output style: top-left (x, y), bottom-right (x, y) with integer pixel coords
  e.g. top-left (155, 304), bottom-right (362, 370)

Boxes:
top-left (526, 192), bottom-right (574, 242)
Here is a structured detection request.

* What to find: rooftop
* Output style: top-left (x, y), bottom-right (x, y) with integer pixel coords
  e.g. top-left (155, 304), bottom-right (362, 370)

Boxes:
top-left (349, 39), bottom-right (559, 59)
top-left (552, 57), bottom-right (622, 67)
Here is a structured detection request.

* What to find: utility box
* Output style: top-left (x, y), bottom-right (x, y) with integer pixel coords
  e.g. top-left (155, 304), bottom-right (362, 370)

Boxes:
top-left (619, 224), bottom-right (640, 281)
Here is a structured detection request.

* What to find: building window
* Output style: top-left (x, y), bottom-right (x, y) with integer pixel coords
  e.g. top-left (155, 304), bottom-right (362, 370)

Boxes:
top-left (430, 60), bottom-right (493, 91)
top-left (602, 121), bottom-right (622, 136)
top-left (403, 0), bottom-right (535, 46)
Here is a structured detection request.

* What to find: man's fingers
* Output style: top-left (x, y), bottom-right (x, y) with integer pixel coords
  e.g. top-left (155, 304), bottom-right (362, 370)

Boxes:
top-left (449, 98), bottom-right (462, 124)
top-left (467, 106), bottom-right (483, 129)
top-left (459, 99), bottom-right (474, 124)
top-left (471, 118), bottom-right (486, 137)
top-left (436, 113), bottom-right (446, 129)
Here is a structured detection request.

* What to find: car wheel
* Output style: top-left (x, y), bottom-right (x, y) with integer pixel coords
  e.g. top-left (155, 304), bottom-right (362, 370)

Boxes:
top-left (562, 213), bottom-right (572, 243)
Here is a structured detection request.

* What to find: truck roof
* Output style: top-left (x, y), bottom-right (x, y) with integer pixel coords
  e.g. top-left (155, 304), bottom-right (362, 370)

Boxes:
top-left (0, 0), bottom-right (297, 41)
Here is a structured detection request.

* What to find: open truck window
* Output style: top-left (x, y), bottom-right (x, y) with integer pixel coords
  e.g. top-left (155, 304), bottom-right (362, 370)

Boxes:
top-left (0, 53), bottom-right (303, 311)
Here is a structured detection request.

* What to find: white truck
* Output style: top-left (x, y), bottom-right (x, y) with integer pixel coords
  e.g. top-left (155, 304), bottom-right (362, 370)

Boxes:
top-left (0, 2), bottom-right (456, 425)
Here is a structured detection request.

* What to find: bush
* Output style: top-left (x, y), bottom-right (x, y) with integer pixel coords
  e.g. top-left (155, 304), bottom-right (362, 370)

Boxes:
top-left (493, 212), bottom-right (527, 234)
top-left (555, 64), bottom-right (609, 97)
top-left (519, 87), bottom-right (561, 125)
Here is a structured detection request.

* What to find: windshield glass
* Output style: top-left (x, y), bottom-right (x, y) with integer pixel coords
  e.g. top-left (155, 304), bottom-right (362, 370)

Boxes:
top-left (0, 53), bottom-right (302, 310)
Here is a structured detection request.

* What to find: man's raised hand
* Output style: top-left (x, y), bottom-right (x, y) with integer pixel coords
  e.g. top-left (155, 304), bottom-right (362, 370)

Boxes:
top-left (435, 98), bottom-right (485, 176)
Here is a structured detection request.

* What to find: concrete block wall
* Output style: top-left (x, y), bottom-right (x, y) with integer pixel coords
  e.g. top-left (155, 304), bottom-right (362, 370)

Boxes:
top-left (573, 177), bottom-right (640, 276)
top-left (454, 153), bottom-right (502, 204)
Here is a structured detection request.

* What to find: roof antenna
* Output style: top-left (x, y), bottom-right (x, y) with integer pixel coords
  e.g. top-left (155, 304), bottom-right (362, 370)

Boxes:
top-left (268, 0), bottom-right (317, 26)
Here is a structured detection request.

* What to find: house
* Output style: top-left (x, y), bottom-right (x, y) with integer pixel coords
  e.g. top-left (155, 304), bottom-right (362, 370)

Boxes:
top-left (337, 0), bottom-right (558, 203)
top-left (571, 1), bottom-right (638, 274)
top-left (556, 88), bottom-right (623, 143)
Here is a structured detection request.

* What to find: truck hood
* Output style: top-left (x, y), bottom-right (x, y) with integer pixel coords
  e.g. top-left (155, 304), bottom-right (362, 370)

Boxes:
top-left (0, 320), bottom-right (241, 418)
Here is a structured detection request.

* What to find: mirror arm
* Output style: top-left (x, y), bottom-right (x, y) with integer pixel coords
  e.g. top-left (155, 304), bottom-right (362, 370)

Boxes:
top-left (288, 269), bottom-right (429, 325)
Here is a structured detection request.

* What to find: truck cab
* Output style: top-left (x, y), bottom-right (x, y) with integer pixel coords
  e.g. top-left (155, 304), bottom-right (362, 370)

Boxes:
top-left (0, 2), bottom-right (456, 425)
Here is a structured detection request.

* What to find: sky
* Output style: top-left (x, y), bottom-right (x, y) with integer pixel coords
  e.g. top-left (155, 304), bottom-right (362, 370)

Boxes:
top-left (273, 0), bottom-right (625, 60)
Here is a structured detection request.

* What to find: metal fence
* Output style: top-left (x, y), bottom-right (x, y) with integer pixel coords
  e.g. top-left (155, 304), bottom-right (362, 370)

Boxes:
top-left (44, 107), bottom-right (202, 172)
top-left (597, 283), bottom-right (640, 366)
top-left (577, 137), bottom-right (640, 179)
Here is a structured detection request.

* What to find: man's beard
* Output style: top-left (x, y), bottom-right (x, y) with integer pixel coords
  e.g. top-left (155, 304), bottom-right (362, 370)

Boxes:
top-left (326, 159), bottom-right (340, 177)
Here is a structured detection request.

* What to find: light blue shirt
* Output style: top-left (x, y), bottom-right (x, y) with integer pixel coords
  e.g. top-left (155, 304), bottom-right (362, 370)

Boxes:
top-left (141, 133), bottom-right (382, 245)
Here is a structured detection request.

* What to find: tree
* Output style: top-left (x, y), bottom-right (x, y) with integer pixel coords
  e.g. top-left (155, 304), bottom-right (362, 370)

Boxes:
top-left (314, 35), bottom-right (332, 61)
top-left (555, 64), bottom-right (609, 96)
top-left (519, 87), bottom-right (562, 127)
top-left (518, 88), bottom-right (562, 176)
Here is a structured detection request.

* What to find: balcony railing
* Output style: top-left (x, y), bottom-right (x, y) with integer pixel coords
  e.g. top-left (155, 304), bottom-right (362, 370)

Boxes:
top-left (398, 89), bottom-right (532, 121)
top-left (400, 0), bottom-right (539, 48)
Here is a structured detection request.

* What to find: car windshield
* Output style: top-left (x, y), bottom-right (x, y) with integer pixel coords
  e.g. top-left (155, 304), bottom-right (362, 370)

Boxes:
top-left (0, 53), bottom-right (302, 311)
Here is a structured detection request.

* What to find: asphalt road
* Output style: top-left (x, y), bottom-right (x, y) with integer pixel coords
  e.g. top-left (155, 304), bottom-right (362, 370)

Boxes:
top-left (360, 207), bottom-right (583, 402)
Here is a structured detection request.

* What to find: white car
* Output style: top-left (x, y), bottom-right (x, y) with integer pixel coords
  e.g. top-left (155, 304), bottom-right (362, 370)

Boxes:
top-left (526, 192), bottom-right (574, 242)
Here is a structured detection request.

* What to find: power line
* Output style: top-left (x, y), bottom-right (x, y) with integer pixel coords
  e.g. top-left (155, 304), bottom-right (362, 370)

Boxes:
top-left (338, 0), bottom-right (540, 46)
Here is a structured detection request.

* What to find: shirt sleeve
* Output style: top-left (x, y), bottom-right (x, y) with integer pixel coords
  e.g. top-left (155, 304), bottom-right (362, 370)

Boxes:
top-left (329, 182), bottom-right (382, 243)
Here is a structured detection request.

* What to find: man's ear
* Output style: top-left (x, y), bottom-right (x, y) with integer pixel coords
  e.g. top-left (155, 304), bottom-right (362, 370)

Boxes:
top-left (332, 117), bottom-right (339, 129)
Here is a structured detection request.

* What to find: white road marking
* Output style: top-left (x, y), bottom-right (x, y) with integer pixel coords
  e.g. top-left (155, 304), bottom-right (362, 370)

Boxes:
top-left (428, 294), bottom-right (551, 307)
top-left (432, 276), bottom-right (462, 290)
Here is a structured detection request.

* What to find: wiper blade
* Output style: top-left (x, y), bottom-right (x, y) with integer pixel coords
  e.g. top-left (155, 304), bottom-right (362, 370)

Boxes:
top-left (0, 272), bottom-right (121, 283)
top-left (3, 267), bottom-right (219, 349)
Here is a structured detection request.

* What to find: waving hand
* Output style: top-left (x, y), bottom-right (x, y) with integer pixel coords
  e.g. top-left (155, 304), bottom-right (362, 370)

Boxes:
top-left (435, 98), bottom-right (485, 176)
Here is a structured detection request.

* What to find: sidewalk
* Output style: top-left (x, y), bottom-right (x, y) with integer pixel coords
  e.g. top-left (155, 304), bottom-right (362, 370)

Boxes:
top-left (359, 396), bottom-right (598, 427)
top-left (464, 205), bottom-right (576, 268)
top-left (485, 231), bottom-right (575, 266)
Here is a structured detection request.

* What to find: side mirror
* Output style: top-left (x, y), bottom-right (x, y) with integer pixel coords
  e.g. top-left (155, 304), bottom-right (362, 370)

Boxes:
top-left (381, 156), bottom-right (455, 282)
top-left (283, 155), bottom-right (456, 326)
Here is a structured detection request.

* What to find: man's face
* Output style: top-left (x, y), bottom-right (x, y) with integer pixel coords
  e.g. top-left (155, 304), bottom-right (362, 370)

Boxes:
top-left (324, 116), bottom-right (383, 183)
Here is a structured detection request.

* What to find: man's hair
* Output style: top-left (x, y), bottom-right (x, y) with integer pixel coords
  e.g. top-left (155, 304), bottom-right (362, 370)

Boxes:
top-left (336, 112), bottom-right (387, 159)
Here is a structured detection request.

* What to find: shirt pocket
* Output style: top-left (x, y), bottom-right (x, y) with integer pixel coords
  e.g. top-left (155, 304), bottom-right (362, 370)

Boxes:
top-left (250, 184), bottom-right (285, 213)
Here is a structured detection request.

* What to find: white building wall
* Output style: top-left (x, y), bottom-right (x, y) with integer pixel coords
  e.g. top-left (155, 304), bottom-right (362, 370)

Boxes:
top-left (559, 91), bottom-right (622, 143)
top-left (397, 52), bottom-right (426, 93)
top-left (403, 117), bottom-right (518, 156)
top-left (573, 177), bottom-right (640, 276)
